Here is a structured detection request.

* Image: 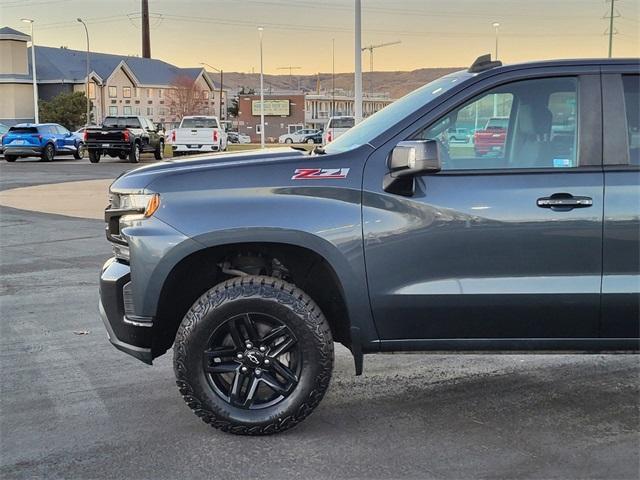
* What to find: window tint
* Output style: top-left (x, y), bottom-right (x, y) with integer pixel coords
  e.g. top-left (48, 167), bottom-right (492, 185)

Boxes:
top-left (103, 117), bottom-right (142, 128)
top-left (180, 117), bottom-right (219, 128)
top-left (328, 117), bottom-right (355, 129)
top-left (622, 75), bottom-right (639, 165)
top-left (9, 126), bottom-right (38, 134)
top-left (413, 77), bottom-right (579, 170)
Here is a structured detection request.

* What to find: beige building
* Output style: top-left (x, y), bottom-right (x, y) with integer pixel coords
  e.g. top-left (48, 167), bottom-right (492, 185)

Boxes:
top-left (0, 27), bottom-right (36, 124)
top-left (0, 25), bottom-right (227, 128)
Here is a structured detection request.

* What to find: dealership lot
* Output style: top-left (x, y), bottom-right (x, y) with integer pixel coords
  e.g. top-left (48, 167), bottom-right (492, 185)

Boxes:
top-left (0, 160), bottom-right (638, 479)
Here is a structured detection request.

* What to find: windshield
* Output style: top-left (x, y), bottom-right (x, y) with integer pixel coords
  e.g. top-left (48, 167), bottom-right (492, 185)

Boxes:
top-left (324, 70), bottom-right (471, 154)
top-left (103, 117), bottom-right (142, 128)
top-left (328, 117), bottom-right (355, 129)
top-left (181, 117), bottom-right (219, 128)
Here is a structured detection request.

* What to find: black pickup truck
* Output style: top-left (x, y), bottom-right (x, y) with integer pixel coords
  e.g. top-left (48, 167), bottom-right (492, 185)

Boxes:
top-left (84, 115), bottom-right (164, 163)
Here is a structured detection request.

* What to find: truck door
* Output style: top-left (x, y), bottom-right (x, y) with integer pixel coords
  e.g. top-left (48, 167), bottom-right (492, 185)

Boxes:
top-left (362, 72), bottom-right (604, 343)
top-left (600, 67), bottom-right (640, 339)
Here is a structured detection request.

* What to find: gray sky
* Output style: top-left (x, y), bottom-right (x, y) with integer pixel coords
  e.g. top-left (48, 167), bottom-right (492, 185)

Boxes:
top-left (1, 0), bottom-right (638, 73)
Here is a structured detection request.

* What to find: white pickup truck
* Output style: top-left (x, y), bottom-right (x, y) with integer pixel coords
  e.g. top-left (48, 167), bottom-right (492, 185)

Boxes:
top-left (171, 116), bottom-right (227, 156)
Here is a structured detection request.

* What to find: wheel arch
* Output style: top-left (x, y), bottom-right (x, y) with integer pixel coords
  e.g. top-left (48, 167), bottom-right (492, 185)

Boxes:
top-left (151, 236), bottom-right (370, 371)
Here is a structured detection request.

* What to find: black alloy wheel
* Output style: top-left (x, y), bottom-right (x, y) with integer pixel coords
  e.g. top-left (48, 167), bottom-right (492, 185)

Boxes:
top-left (204, 312), bottom-right (301, 409)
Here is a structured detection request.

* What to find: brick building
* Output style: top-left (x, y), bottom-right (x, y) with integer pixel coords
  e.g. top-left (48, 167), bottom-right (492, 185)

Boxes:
top-left (236, 94), bottom-right (305, 142)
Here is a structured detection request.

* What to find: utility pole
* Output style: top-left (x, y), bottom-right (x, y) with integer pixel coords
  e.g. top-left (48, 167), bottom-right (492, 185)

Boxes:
top-left (604, 0), bottom-right (619, 58)
top-left (361, 40), bottom-right (401, 95)
top-left (141, 0), bottom-right (151, 58)
top-left (492, 22), bottom-right (500, 60)
top-left (277, 66), bottom-right (301, 90)
top-left (258, 26), bottom-right (265, 148)
top-left (354, 0), bottom-right (362, 124)
top-left (332, 38), bottom-right (335, 117)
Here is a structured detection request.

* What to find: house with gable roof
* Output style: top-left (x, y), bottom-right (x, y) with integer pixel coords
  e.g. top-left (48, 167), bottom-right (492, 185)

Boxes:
top-left (0, 26), bottom-right (226, 128)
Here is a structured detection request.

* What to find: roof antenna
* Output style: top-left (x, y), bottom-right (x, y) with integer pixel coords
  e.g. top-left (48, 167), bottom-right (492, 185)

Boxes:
top-left (468, 54), bottom-right (502, 73)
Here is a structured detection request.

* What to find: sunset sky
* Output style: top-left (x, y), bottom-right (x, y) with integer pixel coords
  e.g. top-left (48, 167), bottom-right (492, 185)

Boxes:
top-left (1, 0), bottom-right (638, 74)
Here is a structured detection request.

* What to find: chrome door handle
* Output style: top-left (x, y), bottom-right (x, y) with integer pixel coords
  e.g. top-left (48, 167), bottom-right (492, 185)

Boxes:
top-left (537, 193), bottom-right (593, 211)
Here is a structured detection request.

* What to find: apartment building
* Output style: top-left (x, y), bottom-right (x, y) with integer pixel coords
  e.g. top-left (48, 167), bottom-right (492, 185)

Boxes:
top-left (0, 26), bottom-right (226, 128)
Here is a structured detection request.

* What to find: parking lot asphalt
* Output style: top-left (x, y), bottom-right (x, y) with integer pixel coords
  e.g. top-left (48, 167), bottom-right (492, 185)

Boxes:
top-left (1, 157), bottom-right (639, 480)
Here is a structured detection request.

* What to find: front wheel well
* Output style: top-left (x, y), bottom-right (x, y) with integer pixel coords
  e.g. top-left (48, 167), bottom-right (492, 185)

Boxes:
top-left (153, 243), bottom-right (352, 358)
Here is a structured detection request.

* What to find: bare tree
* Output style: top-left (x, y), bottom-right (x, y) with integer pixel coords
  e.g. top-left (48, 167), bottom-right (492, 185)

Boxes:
top-left (166, 75), bottom-right (208, 119)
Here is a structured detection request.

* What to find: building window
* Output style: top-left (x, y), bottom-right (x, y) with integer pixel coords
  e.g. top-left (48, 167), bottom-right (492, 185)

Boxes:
top-left (203, 91), bottom-right (209, 100)
top-left (123, 106), bottom-right (132, 115)
top-left (158, 89), bottom-right (163, 98)
top-left (147, 107), bottom-right (153, 116)
top-left (109, 86), bottom-right (117, 98)
top-left (109, 106), bottom-right (118, 115)
top-left (123, 87), bottom-right (131, 98)
top-left (134, 107), bottom-right (141, 115)
top-left (147, 88), bottom-right (153, 98)
top-left (256, 124), bottom-right (262, 134)
top-left (88, 82), bottom-right (96, 99)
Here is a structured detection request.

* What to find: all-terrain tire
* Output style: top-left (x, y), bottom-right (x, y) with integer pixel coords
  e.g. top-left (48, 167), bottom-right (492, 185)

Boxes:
top-left (128, 143), bottom-right (140, 163)
top-left (154, 141), bottom-right (164, 160)
top-left (88, 150), bottom-right (101, 163)
top-left (173, 275), bottom-right (334, 435)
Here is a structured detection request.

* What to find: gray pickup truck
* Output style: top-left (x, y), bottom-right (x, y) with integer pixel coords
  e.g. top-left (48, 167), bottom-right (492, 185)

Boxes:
top-left (99, 56), bottom-right (639, 435)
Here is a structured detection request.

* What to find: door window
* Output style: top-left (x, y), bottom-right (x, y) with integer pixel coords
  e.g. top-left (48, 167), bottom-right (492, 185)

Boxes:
top-left (622, 75), bottom-right (639, 165)
top-left (413, 77), bottom-right (579, 170)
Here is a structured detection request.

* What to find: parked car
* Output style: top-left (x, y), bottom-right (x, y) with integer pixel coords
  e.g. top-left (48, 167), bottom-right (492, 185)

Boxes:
top-left (447, 127), bottom-right (470, 142)
top-left (2, 123), bottom-right (84, 162)
top-left (100, 55), bottom-right (639, 435)
top-left (473, 117), bottom-right (509, 156)
top-left (0, 122), bottom-right (9, 155)
top-left (227, 131), bottom-right (251, 144)
top-left (323, 116), bottom-right (355, 144)
top-left (300, 131), bottom-right (323, 144)
top-left (172, 116), bottom-right (227, 156)
top-left (278, 128), bottom-right (320, 144)
top-left (84, 116), bottom-right (163, 163)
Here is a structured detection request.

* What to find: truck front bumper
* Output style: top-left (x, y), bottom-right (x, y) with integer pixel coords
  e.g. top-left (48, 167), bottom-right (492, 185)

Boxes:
top-left (99, 257), bottom-right (154, 364)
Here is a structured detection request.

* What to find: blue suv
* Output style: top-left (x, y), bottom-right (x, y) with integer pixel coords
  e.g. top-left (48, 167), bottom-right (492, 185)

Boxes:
top-left (2, 123), bottom-right (85, 162)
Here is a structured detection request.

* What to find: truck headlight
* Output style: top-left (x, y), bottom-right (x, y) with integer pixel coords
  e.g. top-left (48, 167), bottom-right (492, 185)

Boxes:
top-left (111, 193), bottom-right (160, 217)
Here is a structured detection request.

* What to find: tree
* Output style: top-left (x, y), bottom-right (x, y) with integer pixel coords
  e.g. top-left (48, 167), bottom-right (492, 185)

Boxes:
top-left (228, 87), bottom-right (256, 118)
top-left (166, 75), bottom-right (208, 119)
top-left (39, 91), bottom-right (90, 129)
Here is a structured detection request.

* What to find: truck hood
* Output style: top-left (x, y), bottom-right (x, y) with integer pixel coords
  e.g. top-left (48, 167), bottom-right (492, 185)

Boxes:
top-left (110, 147), bottom-right (309, 192)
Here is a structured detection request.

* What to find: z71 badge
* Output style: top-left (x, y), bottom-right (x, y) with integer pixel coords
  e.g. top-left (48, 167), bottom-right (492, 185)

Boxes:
top-left (292, 168), bottom-right (350, 180)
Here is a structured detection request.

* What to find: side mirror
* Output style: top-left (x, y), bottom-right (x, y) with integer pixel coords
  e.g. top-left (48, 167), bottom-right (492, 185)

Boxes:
top-left (383, 140), bottom-right (441, 196)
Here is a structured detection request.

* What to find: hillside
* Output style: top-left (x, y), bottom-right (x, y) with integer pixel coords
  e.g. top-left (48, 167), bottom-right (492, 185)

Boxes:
top-left (218, 67), bottom-right (463, 99)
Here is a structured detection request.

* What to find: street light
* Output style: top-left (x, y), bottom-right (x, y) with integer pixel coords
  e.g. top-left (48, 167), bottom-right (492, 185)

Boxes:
top-left (492, 22), bottom-right (500, 60)
top-left (77, 18), bottom-right (90, 126)
top-left (21, 18), bottom-right (38, 123)
top-left (200, 62), bottom-right (224, 121)
top-left (258, 26), bottom-right (265, 149)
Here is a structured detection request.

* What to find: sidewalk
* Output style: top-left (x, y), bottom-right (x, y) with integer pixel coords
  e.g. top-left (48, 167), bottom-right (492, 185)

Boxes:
top-left (0, 179), bottom-right (111, 219)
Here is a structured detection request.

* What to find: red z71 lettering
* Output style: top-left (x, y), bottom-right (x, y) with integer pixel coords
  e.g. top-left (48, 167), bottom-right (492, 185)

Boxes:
top-left (292, 168), bottom-right (350, 180)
